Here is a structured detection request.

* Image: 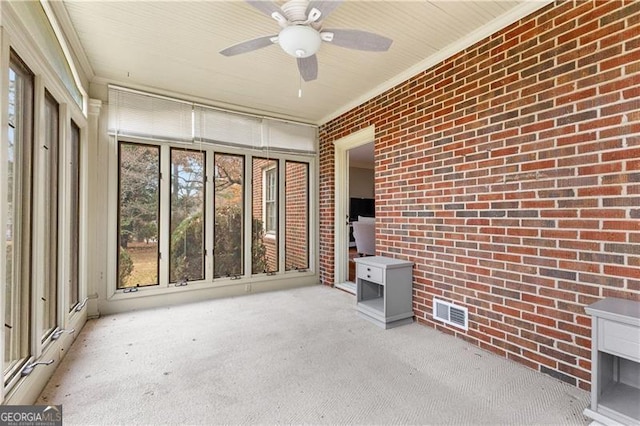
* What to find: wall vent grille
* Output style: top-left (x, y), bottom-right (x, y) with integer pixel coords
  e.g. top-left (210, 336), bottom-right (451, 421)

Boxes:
top-left (433, 298), bottom-right (468, 331)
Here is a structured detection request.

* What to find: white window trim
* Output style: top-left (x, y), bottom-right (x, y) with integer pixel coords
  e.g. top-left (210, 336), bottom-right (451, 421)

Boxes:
top-left (263, 165), bottom-right (277, 236)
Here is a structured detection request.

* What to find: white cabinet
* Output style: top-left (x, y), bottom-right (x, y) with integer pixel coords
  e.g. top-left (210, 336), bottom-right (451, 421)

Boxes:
top-left (584, 298), bottom-right (640, 426)
top-left (354, 256), bottom-right (413, 329)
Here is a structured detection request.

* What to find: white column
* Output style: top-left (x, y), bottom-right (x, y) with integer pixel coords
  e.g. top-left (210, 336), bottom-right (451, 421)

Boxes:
top-left (85, 98), bottom-right (102, 318)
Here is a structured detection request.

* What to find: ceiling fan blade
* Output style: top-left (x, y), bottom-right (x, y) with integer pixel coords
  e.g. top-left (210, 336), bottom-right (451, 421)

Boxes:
top-left (297, 55), bottom-right (318, 82)
top-left (246, 1), bottom-right (285, 19)
top-left (219, 35), bottom-right (277, 57)
top-left (307, 0), bottom-right (343, 21)
top-left (322, 29), bottom-right (393, 52)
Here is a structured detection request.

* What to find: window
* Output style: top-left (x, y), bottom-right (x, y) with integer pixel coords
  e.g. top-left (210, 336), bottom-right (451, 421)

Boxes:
top-left (41, 91), bottom-right (60, 341)
top-left (117, 143), bottom-right (160, 289)
top-left (68, 121), bottom-right (80, 310)
top-left (285, 161), bottom-right (309, 271)
top-left (114, 141), bottom-right (311, 286)
top-left (264, 167), bottom-right (277, 234)
top-left (5, 52), bottom-right (34, 383)
top-left (170, 148), bottom-right (205, 283)
top-left (252, 159), bottom-right (278, 274)
top-left (214, 154), bottom-right (244, 278)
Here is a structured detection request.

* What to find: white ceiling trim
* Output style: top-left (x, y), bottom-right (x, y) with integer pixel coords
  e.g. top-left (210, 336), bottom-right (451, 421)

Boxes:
top-left (318, 0), bottom-right (554, 125)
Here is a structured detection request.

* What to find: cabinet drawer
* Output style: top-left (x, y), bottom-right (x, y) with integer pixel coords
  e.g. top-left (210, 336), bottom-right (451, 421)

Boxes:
top-left (357, 264), bottom-right (384, 284)
top-left (599, 319), bottom-right (640, 362)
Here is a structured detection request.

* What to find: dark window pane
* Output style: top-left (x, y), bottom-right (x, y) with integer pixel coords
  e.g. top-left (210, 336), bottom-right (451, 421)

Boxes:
top-left (69, 121), bottom-right (80, 310)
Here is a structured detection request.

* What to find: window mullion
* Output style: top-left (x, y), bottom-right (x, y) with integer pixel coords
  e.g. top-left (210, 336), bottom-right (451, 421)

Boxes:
top-left (56, 103), bottom-right (69, 327)
top-left (205, 150), bottom-right (214, 282)
top-left (243, 155), bottom-right (253, 277)
top-left (31, 75), bottom-right (46, 357)
top-left (278, 162), bottom-right (285, 273)
top-left (159, 144), bottom-right (171, 287)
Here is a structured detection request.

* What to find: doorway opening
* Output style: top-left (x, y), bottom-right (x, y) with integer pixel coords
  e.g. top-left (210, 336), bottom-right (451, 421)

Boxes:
top-left (333, 126), bottom-right (375, 294)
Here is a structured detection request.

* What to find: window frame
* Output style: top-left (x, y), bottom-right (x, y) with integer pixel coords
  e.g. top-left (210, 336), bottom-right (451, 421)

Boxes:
top-left (213, 152), bottom-right (245, 279)
top-left (41, 89), bottom-right (60, 342)
top-left (4, 51), bottom-right (35, 387)
top-left (67, 120), bottom-right (81, 311)
top-left (116, 141), bottom-right (162, 290)
top-left (263, 165), bottom-right (277, 235)
top-left (169, 147), bottom-right (206, 284)
top-left (284, 160), bottom-right (310, 272)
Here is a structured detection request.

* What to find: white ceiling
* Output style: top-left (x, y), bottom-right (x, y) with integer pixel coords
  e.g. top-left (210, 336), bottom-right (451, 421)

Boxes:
top-left (57, 0), bottom-right (549, 125)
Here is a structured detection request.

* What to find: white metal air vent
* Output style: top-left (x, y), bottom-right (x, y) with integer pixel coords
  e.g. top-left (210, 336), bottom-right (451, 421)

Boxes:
top-left (433, 298), bottom-right (468, 330)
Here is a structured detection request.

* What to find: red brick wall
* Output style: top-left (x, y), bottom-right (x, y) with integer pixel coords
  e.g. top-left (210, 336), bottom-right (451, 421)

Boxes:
top-left (319, 0), bottom-right (640, 390)
top-left (319, 142), bottom-right (336, 286)
top-left (285, 161), bottom-right (309, 270)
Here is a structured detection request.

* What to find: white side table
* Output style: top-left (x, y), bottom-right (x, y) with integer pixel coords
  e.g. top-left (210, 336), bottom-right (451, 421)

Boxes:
top-left (354, 256), bottom-right (413, 329)
top-left (583, 298), bottom-right (640, 425)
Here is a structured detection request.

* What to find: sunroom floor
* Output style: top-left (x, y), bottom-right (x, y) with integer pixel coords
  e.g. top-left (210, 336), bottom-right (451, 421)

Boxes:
top-left (38, 284), bottom-right (590, 425)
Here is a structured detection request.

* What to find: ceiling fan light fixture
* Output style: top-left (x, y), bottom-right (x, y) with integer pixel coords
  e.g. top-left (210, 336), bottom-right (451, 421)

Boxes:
top-left (278, 25), bottom-right (321, 58)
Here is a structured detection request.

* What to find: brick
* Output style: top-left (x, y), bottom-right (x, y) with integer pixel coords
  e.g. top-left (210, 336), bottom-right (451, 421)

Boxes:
top-left (602, 289), bottom-right (640, 301)
top-left (522, 349), bottom-right (557, 369)
top-left (521, 330), bottom-right (554, 347)
top-left (579, 273), bottom-right (624, 288)
top-left (540, 268), bottom-right (577, 281)
top-left (579, 252), bottom-right (625, 265)
top-left (558, 281), bottom-right (600, 296)
top-left (604, 265), bottom-right (640, 279)
top-left (603, 147), bottom-right (640, 162)
top-left (603, 220), bottom-right (640, 231)
top-left (536, 325), bottom-right (574, 342)
top-left (558, 321), bottom-right (591, 338)
top-left (540, 345), bottom-right (577, 366)
top-left (557, 362), bottom-right (590, 383)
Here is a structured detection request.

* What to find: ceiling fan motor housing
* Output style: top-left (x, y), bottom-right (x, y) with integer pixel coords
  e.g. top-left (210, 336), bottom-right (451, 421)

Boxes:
top-left (281, 0), bottom-right (311, 22)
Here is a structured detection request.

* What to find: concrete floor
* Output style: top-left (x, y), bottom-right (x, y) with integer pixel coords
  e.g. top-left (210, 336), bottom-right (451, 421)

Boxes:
top-left (38, 285), bottom-right (591, 425)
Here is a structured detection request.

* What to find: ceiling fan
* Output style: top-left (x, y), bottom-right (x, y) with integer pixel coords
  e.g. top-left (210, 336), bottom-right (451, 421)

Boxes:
top-left (219, 0), bottom-right (393, 82)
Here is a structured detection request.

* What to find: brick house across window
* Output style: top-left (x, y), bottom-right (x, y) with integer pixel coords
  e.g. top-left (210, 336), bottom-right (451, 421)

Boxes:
top-left (285, 161), bottom-right (309, 271)
top-left (252, 158), bottom-right (278, 273)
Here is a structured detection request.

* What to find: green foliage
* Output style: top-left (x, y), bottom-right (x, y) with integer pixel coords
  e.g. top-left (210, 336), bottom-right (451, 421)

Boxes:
top-left (251, 218), bottom-right (268, 274)
top-left (169, 205), bottom-right (268, 279)
top-left (118, 247), bottom-right (134, 287)
top-left (213, 205), bottom-right (243, 277)
top-left (119, 144), bottom-right (160, 249)
top-left (138, 221), bottom-right (157, 243)
top-left (170, 211), bottom-right (203, 282)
